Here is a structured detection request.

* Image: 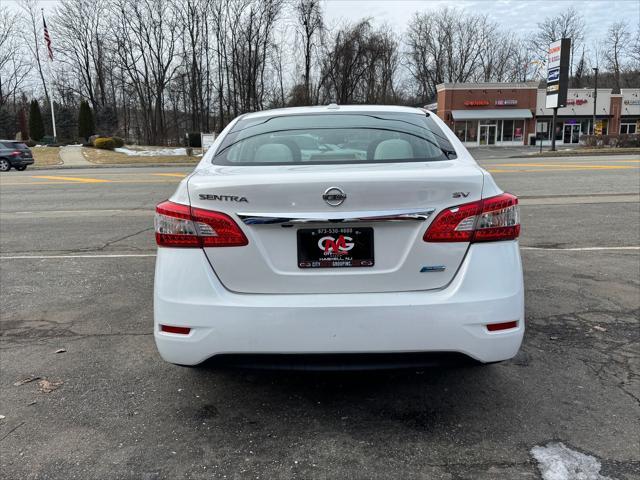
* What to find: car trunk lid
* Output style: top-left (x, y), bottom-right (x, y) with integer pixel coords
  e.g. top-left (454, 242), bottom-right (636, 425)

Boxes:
top-left (187, 161), bottom-right (483, 294)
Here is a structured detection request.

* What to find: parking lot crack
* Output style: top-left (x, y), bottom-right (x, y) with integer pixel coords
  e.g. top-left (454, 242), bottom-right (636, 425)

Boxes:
top-left (95, 227), bottom-right (153, 251)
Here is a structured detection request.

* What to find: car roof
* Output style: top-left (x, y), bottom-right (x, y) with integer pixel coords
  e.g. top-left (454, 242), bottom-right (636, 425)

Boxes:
top-left (239, 104), bottom-right (426, 121)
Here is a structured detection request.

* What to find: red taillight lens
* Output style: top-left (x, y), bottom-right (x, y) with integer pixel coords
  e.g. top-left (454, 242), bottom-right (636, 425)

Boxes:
top-left (424, 193), bottom-right (520, 243)
top-left (487, 321), bottom-right (518, 332)
top-left (160, 325), bottom-right (191, 335)
top-left (11, 150), bottom-right (21, 157)
top-left (154, 200), bottom-right (248, 248)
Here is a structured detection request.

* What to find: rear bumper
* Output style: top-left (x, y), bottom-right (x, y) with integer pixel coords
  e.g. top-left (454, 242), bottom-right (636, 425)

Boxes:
top-left (11, 157), bottom-right (34, 166)
top-left (154, 241), bottom-right (524, 365)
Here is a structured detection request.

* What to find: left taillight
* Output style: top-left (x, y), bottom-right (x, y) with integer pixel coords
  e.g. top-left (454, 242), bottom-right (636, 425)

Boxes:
top-left (424, 193), bottom-right (520, 243)
top-left (154, 200), bottom-right (248, 248)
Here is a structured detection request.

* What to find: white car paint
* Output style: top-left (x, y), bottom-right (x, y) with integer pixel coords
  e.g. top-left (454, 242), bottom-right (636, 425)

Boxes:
top-left (154, 105), bottom-right (524, 366)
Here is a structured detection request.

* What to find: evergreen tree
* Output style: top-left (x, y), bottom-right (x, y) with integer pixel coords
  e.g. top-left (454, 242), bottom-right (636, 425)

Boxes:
top-left (28, 100), bottom-right (45, 141)
top-left (78, 100), bottom-right (95, 140)
top-left (18, 108), bottom-right (28, 140)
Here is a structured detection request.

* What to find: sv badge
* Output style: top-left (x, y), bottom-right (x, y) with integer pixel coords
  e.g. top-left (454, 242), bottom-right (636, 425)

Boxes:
top-left (452, 192), bottom-right (470, 198)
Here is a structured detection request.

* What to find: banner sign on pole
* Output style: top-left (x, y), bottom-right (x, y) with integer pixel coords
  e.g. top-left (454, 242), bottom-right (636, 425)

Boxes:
top-left (545, 38), bottom-right (571, 109)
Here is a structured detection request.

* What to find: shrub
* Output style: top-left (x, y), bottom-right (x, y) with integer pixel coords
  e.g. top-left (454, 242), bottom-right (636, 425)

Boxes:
top-left (89, 134), bottom-right (107, 146)
top-left (186, 132), bottom-right (201, 148)
top-left (41, 135), bottom-right (55, 145)
top-left (28, 100), bottom-right (45, 141)
top-left (618, 133), bottom-right (640, 148)
top-left (580, 134), bottom-right (639, 148)
top-left (111, 136), bottom-right (125, 148)
top-left (25, 139), bottom-right (36, 147)
top-left (78, 100), bottom-right (95, 141)
top-left (94, 137), bottom-right (116, 150)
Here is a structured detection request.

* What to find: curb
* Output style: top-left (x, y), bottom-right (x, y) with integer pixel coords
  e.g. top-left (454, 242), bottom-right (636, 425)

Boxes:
top-left (510, 149), bottom-right (640, 158)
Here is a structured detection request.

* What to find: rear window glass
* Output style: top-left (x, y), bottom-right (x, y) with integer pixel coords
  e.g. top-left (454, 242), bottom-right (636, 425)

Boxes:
top-left (213, 113), bottom-right (456, 166)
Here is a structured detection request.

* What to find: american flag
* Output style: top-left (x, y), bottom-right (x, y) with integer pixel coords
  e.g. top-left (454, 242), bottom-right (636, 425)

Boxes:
top-left (42, 12), bottom-right (53, 61)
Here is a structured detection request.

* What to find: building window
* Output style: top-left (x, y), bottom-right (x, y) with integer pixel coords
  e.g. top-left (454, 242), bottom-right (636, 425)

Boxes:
top-left (537, 121), bottom-right (551, 140)
top-left (620, 121), bottom-right (637, 134)
top-left (454, 121), bottom-right (467, 141)
top-left (503, 120), bottom-right (514, 141)
top-left (514, 120), bottom-right (524, 141)
top-left (580, 119), bottom-right (591, 135)
top-left (467, 122), bottom-right (478, 143)
top-left (554, 121), bottom-right (563, 141)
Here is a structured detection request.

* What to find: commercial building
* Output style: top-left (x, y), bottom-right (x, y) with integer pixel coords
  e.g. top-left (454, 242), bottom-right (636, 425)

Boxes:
top-left (435, 82), bottom-right (640, 146)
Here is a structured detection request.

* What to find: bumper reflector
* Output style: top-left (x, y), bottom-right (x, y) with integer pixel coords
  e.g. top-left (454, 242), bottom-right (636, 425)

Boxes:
top-left (486, 321), bottom-right (518, 332)
top-left (160, 325), bottom-right (191, 335)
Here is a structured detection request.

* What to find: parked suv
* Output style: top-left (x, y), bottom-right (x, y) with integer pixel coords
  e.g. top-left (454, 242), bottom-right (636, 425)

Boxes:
top-left (0, 141), bottom-right (34, 171)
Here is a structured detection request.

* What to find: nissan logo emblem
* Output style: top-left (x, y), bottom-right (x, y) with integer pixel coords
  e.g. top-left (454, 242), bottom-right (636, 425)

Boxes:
top-left (322, 187), bottom-right (346, 207)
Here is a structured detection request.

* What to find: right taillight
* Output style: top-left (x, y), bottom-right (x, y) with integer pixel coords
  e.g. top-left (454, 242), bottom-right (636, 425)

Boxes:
top-left (155, 200), bottom-right (248, 248)
top-left (424, 193), bottom-right (520, 243)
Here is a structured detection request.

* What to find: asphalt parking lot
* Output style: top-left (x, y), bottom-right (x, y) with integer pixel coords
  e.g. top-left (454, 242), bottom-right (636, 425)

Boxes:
top-left (1, 154), bottom-right (639, 479)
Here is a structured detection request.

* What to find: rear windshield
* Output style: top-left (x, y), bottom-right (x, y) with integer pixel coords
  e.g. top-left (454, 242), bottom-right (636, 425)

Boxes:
top-left (213, 113), bottom-right (456, 166)
top-left (0, 142), bottom-right (26, 149)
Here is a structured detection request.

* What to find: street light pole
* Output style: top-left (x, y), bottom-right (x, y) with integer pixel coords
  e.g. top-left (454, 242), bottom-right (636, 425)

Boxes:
top-left (592, 67), bottom-right (599, 134)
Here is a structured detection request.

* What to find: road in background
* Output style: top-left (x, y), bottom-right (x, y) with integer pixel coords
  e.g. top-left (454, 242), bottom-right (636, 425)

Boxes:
top-left (1, 155), bottom-right (639, 479)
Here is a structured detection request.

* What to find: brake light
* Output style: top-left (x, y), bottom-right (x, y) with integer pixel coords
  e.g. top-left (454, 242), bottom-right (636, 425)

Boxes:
top-left (10, 150), bottom-right (21, 157)
top-left (154, 200), bottom-right (248, 247)
top-left (424, 193), bottom-right (520, 242)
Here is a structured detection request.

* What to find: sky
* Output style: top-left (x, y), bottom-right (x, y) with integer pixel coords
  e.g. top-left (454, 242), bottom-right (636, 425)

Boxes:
top-left (6, 0), bottom-right (638, 43)
top-left (322, 0), bottom-right (637, 40)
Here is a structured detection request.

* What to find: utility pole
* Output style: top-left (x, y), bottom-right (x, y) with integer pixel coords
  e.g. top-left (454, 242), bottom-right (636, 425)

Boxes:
top-left (592, 67), bottom-right (599, 134)
top-left (551, 107), bottom-right (557, 151)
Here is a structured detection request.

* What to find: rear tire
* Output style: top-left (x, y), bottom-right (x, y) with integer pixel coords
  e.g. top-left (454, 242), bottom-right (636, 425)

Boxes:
top-left (0, 159), bottom-right (10, 172)
top-left (14, 165), bottom-right (27, 171)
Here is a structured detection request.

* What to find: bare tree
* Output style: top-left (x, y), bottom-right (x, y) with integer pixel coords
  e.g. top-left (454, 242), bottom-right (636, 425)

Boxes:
top-left (112, 0), bottom-right (181, 144)
top-left (18, 0), bottom-right (50, 103)
top-left (0, 6), bottom-right (32, 106)
top-left (405, 9), bottom-right (490, 102)
top-left (54, 0), bottom-right (109, 112)
top-left (603, 21), bottom-right (631, 92)
top-left (534, 7), bottom-right (585, 77)
top-left (294, 0), bottom-right (323, 105)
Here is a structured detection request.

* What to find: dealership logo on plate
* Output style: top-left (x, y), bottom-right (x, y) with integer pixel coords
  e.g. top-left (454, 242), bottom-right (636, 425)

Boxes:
top-left (317, 235), bottom-right (354, 255)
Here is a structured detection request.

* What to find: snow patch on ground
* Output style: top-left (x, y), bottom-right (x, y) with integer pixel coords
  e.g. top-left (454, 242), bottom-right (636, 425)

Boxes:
top-left (531, 442), bottom-right (612, 480)
top-left (114, 147), bottom-right (187, 156)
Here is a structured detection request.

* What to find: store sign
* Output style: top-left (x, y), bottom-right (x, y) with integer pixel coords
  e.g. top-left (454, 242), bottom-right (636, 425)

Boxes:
top-left (566, 99), bottom-right (588, 105)
top-left (201, 133), bottom-right (217, 153)
top-left (624, 100), bottom-right (640, 105)
top-left (464, 100), bottom-right (490, 107)
top-left (495, 99), bottom-right (518, 106)
top-left (545, 38), bottom-right (571, 109)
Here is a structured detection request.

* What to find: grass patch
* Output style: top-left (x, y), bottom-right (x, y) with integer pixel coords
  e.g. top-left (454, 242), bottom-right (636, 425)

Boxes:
top-left (31, 146), bottom-right (62, 166)
top-left (82, 147), bottom-right (198, 164)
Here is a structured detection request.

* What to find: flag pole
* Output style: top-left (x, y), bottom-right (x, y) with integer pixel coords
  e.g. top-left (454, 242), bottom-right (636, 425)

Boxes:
top-left (42, 9), bottom-right (57, 142)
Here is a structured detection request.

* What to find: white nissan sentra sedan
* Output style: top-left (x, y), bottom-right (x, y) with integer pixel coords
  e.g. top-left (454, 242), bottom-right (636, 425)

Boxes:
top-left (154, 105), bottom-right (524, 367)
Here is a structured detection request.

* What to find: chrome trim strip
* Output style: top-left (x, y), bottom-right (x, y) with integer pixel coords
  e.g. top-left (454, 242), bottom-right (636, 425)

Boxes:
top-left (237, 208), bottom-right (436, 225)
